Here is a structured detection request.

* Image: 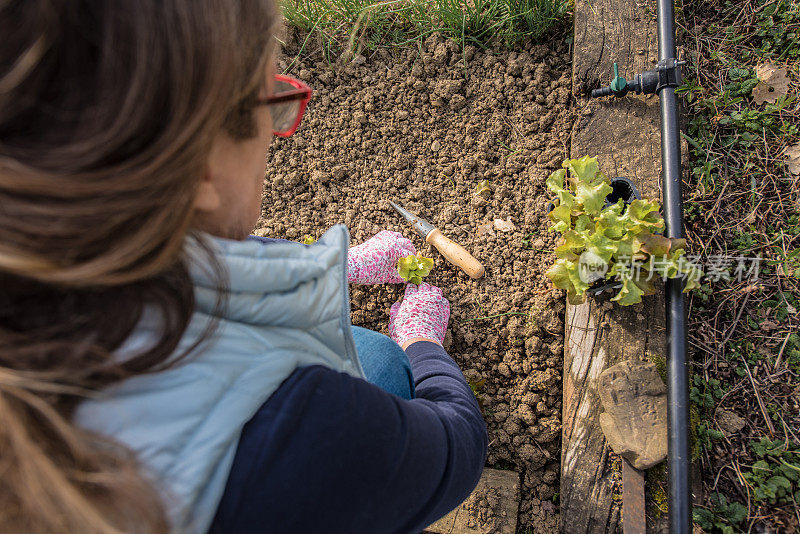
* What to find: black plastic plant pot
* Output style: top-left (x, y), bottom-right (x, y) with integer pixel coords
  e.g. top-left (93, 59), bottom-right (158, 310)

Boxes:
top-left (546, 176), bottom-right (641, 213)
top-left (604, 176), bottom-right (641, 210)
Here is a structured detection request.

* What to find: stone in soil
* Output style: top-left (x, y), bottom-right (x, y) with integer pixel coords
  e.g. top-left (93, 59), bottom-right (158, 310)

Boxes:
top-left (715, 408), bottom-right (746, 436)
top-left (598, 360), bottom-right (668, 470)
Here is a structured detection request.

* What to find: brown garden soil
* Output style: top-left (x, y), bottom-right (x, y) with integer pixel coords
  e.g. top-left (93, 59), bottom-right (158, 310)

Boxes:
top-left (258, 29), bottom-right (574, 532)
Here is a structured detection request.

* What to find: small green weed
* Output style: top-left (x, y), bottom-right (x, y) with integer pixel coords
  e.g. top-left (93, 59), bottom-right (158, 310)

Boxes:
top-left (690, 375), bottom-right (724, 412)
top-left (521, 230), bottom-right (543, 250)
top-left (744, 437), bottom-right (800, 506)
top-left (761, 291), bottom-right (799, 322)
top-left (694, 281), bottom-right (713, 305)
top-left (731, 231), bottom-right (756, 252)
top-left (690, 375), bottom-right (726, 455)
top-left (684, 200), bottom-right (702, 224)
top-left (776, 248), bottom-right (800, 279)
top-left (468, 377), bottom-right (486, 402)
top-left (693, 493), bottom-right (748, 534)
top-left (695, 420), bottom-right (726, 452)
top-left (748, 0), bottom-right (800, 60)
top-left (784, 333), bottom-right (800, 371)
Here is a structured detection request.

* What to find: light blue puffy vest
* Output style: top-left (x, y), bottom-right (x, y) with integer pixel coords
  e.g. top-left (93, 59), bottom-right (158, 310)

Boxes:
top-left (75, 225), bottom-right (365, 533)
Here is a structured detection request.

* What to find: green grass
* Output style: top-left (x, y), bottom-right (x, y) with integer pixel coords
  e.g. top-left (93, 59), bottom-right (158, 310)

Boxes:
top-left (427, 0), bottom-right (510, 44)
top-left (505, 0), bottom-right (572, 40)
top-left (279, 0), bottom-right (571, 60)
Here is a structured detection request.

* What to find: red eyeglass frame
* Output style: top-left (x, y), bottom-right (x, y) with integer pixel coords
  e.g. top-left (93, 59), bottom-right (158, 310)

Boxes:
top-left (257, 74), bottom-right (312, 137)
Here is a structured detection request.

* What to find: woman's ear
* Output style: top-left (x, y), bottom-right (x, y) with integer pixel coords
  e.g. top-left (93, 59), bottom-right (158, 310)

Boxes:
top-left (193, 174), bottom-right (221, 213)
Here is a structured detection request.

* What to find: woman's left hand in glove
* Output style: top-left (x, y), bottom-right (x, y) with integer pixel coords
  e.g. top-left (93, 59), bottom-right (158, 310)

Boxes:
top-left (347, 230), bottom-right (416, 284)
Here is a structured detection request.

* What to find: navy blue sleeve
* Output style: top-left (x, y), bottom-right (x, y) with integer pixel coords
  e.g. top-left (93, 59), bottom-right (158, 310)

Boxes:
top-left (209, 342), bottom-right (488, 534)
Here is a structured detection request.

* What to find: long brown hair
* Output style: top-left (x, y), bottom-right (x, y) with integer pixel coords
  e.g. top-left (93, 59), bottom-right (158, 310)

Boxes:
top-left (0, 1), bottom-right (277, 532)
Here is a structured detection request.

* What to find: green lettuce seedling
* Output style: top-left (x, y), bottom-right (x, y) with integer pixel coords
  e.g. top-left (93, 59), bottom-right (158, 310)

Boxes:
top-left (397, 255), bottom-right (434, 285)
top-left (545, 156), bottom-right (702, 306)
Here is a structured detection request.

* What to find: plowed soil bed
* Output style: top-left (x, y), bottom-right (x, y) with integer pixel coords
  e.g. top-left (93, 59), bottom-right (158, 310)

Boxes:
top-left (259, 30), bottom-right (574, 531)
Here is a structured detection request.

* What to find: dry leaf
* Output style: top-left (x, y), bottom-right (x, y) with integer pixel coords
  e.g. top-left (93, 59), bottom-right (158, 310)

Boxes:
top-left (476, 223), bottom-right (495, 237)
top-left (760, 319), bottom-right (778, 331)
top-left (493, 218), bottom-right (516, 232)
top-left (784, 143), bottom-right (800, 175)
top-left (753, 62), bottom-right (791, 105)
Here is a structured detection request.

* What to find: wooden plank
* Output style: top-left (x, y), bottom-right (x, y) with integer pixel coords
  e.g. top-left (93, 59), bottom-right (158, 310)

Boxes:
top-left (561, 0), bottom-right (670, 532)
top-left (572, 0), bottom-right (663, 197)
top-left (425, 468), bottom-right (520, 534)
top-left (622, 459), bottom-right (646, 534)
top-left (561, 298), bottom-right (665, 532)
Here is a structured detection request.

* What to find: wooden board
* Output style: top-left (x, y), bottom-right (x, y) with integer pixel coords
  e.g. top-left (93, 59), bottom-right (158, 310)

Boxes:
top-left (561, 297), bottom-right (666, 532)
top-left (572, 0), bottom-right (663, 198)
top-left (622, 459), bottom-right (646, 534)
top-left (425, 468), bottom-right (520, 534)
top-left (560, 0), bottom-right (670, 531)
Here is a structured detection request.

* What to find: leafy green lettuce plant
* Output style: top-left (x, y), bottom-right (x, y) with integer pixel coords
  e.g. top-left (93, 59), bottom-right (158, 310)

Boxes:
top-left (397, 255), bottom-right (434, 285)
top-left (545, 156), bottom-right (702, 306)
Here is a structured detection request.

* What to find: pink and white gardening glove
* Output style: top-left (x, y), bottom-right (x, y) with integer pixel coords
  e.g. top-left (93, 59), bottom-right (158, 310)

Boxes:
top-left (347, 230), bottom-right (416, 284)
top-left (388, 283), bottom-right (450, 347)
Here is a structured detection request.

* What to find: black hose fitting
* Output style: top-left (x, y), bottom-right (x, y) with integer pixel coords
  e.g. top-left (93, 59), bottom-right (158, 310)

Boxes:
top-left (590, 59), bottom-right (686, 98)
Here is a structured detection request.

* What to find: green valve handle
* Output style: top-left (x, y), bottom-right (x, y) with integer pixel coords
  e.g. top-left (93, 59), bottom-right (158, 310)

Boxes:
top-left (591, 62), bottom-right (635, 98)
top-left (609, 62), bottom-right (627, 93)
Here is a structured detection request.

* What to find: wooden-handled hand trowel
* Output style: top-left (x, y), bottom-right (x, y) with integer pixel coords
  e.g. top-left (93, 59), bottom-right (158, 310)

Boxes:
top-left (388, 201), bottom-right (485, 279)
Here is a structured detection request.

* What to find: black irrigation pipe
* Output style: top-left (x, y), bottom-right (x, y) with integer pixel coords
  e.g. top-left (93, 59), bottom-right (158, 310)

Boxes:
top-left (658, 0), bottom-right (691, 530)
top-left (590, 0), bottom-right (691, 530)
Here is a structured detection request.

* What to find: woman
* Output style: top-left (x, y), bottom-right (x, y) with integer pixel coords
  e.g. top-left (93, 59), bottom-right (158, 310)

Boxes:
top-left (0, 1), bottom-right (488, 533)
